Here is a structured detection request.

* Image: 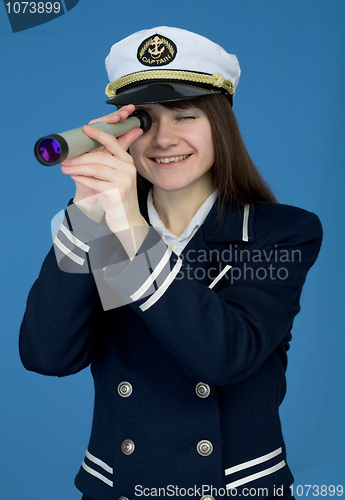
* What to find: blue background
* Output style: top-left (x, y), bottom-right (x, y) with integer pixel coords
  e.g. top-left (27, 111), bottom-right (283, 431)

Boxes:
top-left (1, 1), bottom-right (344, 499)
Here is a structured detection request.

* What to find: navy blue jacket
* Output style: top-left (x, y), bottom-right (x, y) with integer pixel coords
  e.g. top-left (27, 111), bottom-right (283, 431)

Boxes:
top-left (19, 196), bottom-right (323, 500)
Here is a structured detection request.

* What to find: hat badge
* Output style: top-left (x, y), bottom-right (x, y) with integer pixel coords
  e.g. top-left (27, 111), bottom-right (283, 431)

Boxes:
top-left (137, 34), bottom-right (177, 67)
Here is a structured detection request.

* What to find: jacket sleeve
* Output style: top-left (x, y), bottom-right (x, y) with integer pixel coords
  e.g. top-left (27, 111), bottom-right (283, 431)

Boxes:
top-left (103, 205), bottom-right (323, 385)
top-left (19, 201), bottom-right (119, 377)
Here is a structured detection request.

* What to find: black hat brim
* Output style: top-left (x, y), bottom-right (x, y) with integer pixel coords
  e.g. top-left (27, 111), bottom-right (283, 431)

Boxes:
top-left (105, 82), bottom-right (224, 106)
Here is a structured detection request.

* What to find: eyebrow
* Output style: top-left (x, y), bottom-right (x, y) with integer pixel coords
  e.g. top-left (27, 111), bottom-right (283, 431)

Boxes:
top-left (136, 104), bottom-right (203, 114)
top-left (135, 105), bottom-right (155, 111)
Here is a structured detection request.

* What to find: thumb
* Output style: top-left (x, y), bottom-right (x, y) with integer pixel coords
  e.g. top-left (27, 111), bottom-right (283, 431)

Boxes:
top-left (117, 127), bottom-right (143, 152)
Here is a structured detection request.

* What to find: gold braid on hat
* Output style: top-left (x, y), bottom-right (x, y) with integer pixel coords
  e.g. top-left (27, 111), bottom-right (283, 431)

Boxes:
top-left (105, 70), bottom-right (234, 98)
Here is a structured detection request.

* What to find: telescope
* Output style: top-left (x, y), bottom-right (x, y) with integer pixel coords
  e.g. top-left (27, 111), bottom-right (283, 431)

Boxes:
top-left (34, 110), bottom-right (152, 166)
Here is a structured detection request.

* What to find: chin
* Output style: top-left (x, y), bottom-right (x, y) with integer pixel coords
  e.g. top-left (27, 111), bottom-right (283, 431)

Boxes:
top-left (154, 179), bottom-right (193, 192)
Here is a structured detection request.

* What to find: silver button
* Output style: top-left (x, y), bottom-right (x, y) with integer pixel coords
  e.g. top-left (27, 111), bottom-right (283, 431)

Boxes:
top-left (197, 440), bottom-right (213, 456)
top-left (195, 382), bottom-right (210, 398)
top-left (121, 439), bottom-right (135, 455)
top-left (201, 496), bottom-right (215, 500)
top-left (118, 381), bottom-right (132, 398)
top-left (119, 497), bottom-right (130, 500)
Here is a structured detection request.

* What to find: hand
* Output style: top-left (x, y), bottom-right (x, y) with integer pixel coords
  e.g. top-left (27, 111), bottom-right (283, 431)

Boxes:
top-left (61, 104), bottom-right (149, 256)
top-left (62, 105), bottom-right (137, 220)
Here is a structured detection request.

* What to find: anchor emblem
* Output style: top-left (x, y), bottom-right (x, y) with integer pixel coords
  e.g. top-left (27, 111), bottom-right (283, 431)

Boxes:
top-left (148, 36), bottom-right (166, 59)
top-left (137, 33), bottom-right (177, 67)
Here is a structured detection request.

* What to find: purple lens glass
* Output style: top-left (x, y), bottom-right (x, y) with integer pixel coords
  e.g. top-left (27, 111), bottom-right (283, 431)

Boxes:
top-left (39, 138), bottom-right (61, 164)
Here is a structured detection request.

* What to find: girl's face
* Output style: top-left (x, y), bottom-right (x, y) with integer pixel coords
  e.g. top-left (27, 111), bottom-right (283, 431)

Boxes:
top-left (129, 103), bottom-right (215, 194)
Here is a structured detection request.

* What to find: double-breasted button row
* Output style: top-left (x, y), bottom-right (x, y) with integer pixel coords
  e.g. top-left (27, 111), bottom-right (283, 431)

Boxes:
top-left (121, 438), bottom-right (213, 457)
top-left (121, 439), bottom-right (135, 455)
top-left (195, 382), bottom-right (210, 398)
top-left (197, 440), bottom-right (213, 456)
top-left (118, 381), bottom-right (210, 399)
top-left (118, 383), bottom-right (212, 459)
top-left (118, 381), bottom-right (132, 398)
top-left (195, 384), bottom-right (212, 458)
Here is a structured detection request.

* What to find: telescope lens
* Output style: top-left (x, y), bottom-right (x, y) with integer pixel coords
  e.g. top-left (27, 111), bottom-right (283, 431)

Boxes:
top-left (39, 138), bottom-right (61, 164)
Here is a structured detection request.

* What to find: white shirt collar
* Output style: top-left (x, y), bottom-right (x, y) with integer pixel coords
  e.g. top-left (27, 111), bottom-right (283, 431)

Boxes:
top-left (147, 188), bottom-right (218, 254)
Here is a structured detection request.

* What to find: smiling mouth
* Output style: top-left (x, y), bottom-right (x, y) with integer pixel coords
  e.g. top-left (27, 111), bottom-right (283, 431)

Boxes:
top-left (153, 154), bottom-right (191, 164)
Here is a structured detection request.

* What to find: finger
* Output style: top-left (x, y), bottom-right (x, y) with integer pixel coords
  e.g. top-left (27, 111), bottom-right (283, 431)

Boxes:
top-left (69, 174), bottom-right (120, 195)
top-left (61, 148), bottom-right (127, 169)
top-left (81, 124), bottom-right (143, 162)
top-left (88, 104), bottom-right (135, 124)
top-left (88, 104), bottom-right (136, 125)
top-left (117, 127), bottom-right (143, 152)
top-left (62, 162), bottom-right (122, 183)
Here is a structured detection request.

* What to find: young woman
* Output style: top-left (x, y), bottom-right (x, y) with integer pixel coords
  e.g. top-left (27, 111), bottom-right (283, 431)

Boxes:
top-left (20, 27), bottom-right (323, 500)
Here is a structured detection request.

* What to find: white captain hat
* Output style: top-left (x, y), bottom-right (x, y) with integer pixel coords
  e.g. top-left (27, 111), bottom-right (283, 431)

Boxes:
top-left (105, 26), bottom-right (241, 106)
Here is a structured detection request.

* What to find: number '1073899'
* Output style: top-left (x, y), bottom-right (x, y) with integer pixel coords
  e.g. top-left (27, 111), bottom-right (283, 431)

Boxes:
top-left (5, 2), bottom-right (61, 14)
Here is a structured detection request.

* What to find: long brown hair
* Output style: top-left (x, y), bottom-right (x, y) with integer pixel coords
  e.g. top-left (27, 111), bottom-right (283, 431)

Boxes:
top-left (136, 93), bottom-right (277, 211)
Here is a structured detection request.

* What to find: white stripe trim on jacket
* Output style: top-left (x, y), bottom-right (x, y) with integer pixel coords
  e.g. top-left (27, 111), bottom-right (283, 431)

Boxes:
top-left (54, 236), bottom-right (85, 266)
top-left (85, 449), bottom-right (113, 474)
top-left (226, 460), bottom-right (286, 490)
top-left (225, 447), bottom-right (286, 490)
top-left (82, 461), bottom-right (113, 488)
top-left (59, 223), bottom-right (90, 252)
top-left (209, 265), bottom-right (232, 289)
top-left (242, 204), bottom-right (250, 242)
top-left (130, 247), bottom-right (172, 301)
top-left (139, 257), bottom-right (182, 311)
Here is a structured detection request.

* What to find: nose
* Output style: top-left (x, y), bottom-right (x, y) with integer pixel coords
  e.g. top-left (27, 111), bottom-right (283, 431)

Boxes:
top-left (152, 118), bottom-right (179, 149)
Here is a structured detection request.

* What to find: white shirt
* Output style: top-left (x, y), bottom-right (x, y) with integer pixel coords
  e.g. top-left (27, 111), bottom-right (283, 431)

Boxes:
top-left (147, 188), bottom-right (218, 256)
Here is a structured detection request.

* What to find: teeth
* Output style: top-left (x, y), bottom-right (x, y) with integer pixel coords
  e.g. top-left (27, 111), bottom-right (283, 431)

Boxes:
top-left (154, 155), bottom-right (190, 164)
